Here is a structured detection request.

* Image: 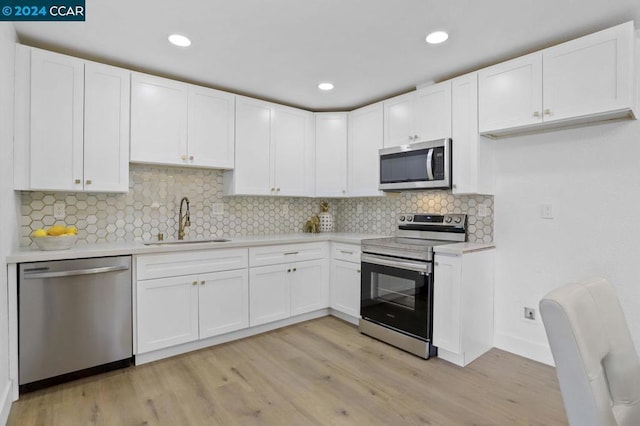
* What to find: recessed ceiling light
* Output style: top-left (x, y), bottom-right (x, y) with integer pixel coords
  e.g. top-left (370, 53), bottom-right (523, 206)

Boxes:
top-left (425, 31), bottom-right (449, 44)
top-left (168, 34), bottom-right (191, 47)
top-left (318, 82), bottom-right (334, 91)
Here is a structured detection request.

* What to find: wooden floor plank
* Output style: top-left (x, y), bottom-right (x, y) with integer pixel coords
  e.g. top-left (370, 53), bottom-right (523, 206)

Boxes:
top-left (8, 317), bottom-right (568, 425)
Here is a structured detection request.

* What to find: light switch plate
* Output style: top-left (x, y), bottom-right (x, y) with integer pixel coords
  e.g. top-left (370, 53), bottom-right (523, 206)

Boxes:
top-left (282, 204), bottom-right (289, 216)
top-left (212, 203), bottom-right (224, 215)
top-left (541, 203), bottom-right (553, 219)
top-left (53, 202), bottom-right (65, 219)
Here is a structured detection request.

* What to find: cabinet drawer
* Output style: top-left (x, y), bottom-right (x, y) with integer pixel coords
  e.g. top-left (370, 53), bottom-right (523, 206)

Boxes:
top-left (136, 248), bottom-right (248, 280)
top-left (331, 243), bottom-right (361, 263)
top-left (249, 242), bottom-right (328, 267)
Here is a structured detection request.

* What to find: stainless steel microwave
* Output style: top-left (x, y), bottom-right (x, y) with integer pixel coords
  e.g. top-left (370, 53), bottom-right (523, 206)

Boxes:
top-left (379, 138), bottom-right (452, 191)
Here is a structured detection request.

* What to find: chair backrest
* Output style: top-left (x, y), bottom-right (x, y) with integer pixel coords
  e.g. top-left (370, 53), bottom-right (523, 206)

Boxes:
top-left (540, 277), bottom-right (640, 426)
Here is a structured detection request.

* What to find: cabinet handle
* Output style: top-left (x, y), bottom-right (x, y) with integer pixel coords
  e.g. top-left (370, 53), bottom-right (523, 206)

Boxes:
top-left (357, 270), bottom-right (361, 273)
top-left (435, 262), bottom-right (439, 266)
top-left (293, 268), bottom-right (297, 272)
top-left (271, 187), bottom-right (275, 192)
top-left (533, 111), bottom-right (540, 117)
top-left (86, 179), bottom-right (92, 185)
top-left (284, 251), bottom-right (299, 255)
top-left (544, 109), bottom-right (551, 115)
top-left (190, 155), bottom-right (194, 161)
top-left (408, 135), bottom-right (413, 141)
top-left (414, 134), bottom-right (419, 139)
top-left (287, 269), bottom-right (291, 273)
top-left (192, 281), bottom-right (198, 286)
top-left (276, 188), bottom-right (280, 192)
top-left (181, 155), bottom-right (187, 161)
top-left (200, 280), bottom-right (205, 285)
top-left (74, 179), bottom-right (81, 184)
top-left (340, 250), bottom-right (353, 255)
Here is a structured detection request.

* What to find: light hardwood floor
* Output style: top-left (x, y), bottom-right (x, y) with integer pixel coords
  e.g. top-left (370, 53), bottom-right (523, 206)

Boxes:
top-left (8, 317), bottom-right (567, 425)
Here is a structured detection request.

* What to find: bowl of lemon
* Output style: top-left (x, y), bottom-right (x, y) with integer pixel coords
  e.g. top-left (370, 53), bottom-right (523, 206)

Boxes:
top-left (31, 225), bottom-right (78, 251)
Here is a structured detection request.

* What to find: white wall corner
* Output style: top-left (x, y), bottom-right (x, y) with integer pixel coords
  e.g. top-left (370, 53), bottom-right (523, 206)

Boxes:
top-left (0, 380), bottom-right (12, 425)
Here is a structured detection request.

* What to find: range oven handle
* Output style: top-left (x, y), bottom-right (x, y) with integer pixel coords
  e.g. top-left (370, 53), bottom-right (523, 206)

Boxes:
top-left (426, 148), bottom-right (434, 180)
top-left (361, 253), bottom-right (431, 274)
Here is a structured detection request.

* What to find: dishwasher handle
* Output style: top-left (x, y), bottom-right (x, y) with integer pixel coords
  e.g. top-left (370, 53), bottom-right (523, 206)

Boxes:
top-left (22, 265), bottom-right (129, 279)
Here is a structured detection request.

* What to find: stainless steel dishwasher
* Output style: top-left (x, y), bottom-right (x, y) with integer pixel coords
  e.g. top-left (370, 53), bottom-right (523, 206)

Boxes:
top-left (19, 256), bottom-right (133, 392)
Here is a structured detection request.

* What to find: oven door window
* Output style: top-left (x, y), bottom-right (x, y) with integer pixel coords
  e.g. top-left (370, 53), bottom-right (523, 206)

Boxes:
top-left (361, 261), bottom-right (432, 340)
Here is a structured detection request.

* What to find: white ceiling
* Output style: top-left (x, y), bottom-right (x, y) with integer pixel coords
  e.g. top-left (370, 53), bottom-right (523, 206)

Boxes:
top-left (13, 0), bottom-right (640, 111)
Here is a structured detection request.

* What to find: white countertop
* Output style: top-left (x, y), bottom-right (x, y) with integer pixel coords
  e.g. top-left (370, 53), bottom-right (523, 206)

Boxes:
top-left (7, 233), bottom-right (389, 263)
top-left (8, 233), bottom-right (495, 263)
top-left (433, 242), bottom-right (496, 255)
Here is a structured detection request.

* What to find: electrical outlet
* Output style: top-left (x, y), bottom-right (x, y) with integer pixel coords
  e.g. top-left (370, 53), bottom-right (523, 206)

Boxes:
top-left (541, 204), bottom-right (553, 219)
top-left (524, 307), bottom-right (536, 321)
top-left (212, 202), bottom-right (224, 215)
top-left (53, 202), bottom-right (66, 220)
top-left (282, 204), bottom-right (289, 216)
top-left (478, 204), bottom-right (487, 218)
top-left (356, 203), bottom-right (363, 215)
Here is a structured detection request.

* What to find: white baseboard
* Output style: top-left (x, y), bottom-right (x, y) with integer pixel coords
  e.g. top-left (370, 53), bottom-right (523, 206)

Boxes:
top-left (0, 380), bottom-right (13, 425)
top-left (328, 309), bottom-right (359, 325)
top-left (493, 331), bottom-right (555, 366)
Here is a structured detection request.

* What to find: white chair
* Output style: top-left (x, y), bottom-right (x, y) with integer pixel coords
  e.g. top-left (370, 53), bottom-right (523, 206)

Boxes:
top-left (540, 277), bottom-right (640, 426)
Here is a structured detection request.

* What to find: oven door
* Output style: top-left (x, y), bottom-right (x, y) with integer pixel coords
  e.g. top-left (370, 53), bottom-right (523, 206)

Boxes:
top-left (360, 253), bottom-right (433, 340)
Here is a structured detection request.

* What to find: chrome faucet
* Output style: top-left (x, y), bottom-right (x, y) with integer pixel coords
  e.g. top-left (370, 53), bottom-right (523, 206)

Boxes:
top-left (178, 197), bottom-right (191, 240)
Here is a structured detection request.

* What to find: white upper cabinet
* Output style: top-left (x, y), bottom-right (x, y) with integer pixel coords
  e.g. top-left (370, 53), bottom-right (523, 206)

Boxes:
top-left (479, 21), bottom-right (636, 137)
top-left (478, 53), bottom-right (543, 134)
top-left (415, 81), bottom-right (452, 142)
top-left (451, 72), bottom-right (494, 195)
top-left (273, 105), bottom-right (314, 196)
top-left (384, 81), bottom-right (452, 148)
top-left (384, 91), bottom-right (415, 148)
top-left (130, 72), bottom-right (235, 169)
top-left (83, 62), bottom-right (131, 192)
top-left (14, 46), bottom-right (130, 192)
top-left (347, 103), bottom-right (384, 197)
top-left (315, 112), bottom-right (348, 197)
top-left (187, 85), bottom-right (236, 169)
top-left (225, 96), bottom-right (313, 196)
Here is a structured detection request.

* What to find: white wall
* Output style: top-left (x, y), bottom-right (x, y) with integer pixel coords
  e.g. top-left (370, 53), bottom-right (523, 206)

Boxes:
top-left (0, 22), bottom-right (17, 423)
top-left (493, 117), bottom-right (640, 364)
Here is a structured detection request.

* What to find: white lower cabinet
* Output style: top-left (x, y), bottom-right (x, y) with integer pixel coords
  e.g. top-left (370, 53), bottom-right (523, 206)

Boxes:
top-left (249, 259), bottom-right (329, 326)
top-left (433, 248), bottom-right (494, 367)
top-left (330, 243), bottom-right (361, 322)
top-left (136, 250), bottom-right (249, 354)
top-left (137, 275), bottom-right (199, 353)
top-left (198, 270), bottom-right (250, 339)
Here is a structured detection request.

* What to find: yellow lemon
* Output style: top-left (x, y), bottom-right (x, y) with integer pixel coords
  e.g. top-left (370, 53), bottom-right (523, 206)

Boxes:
top-left (32, 229), bottom-right (47, 238)
top-left (65, 226), bottom-right (77, 235)
top-left (47, 225), bottom-right (67, 236)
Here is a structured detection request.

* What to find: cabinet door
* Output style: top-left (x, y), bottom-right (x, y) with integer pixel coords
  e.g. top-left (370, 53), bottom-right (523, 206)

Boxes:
top-left (433, 254), bottom-right (462, 354)
top-left (29, 49), bottom-right (84, 191)
top-left (478, 53), bottom-right (542, 134)
top-left (290, 259), bottom-right (329, 316)
top-left (233, 96), bottom-right (273, 195)
top-left (188, 86), bottom-right (235, 169)
top-left (83, 62), bottom-right (130, 192)
top-left (315, 113), bottom-right (348, 197)
top-left (249, 264), bottom-right (290, 326)
top-left (542, 21), bottom-right (635, 123)
top-left (330, 260), bottom-right (361, 318)
top-left (273, 106), bottom-right (311, 196)
top-left (348, 103), bottom-right (383, 197)
top-left (198, 269), bottom-right (249, 339)
top-left (451, 72), bottom-right (494, 195)
top-left (137, 276), bottom-right (199, 353)
top-left (415, 81), bottom-right (452, 141)
top-left (130, 73), bottom-right (188, 166)
top-left (383, 91), bottom-right (415, 148)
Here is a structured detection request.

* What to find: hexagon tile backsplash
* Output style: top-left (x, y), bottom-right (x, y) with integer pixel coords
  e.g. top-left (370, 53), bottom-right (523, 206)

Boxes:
top-left (20, 165), bottom-right (493, 247)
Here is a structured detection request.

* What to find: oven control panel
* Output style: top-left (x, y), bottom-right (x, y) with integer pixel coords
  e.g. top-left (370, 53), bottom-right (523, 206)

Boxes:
top-left (397, 213), bottom-right (466, 227)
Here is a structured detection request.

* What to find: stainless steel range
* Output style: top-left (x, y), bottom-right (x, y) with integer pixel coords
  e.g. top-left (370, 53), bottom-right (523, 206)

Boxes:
top-left (360, 213), bottom-right (467, 358)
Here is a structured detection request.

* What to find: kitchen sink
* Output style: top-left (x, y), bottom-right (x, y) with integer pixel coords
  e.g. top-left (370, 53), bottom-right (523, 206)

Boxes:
top-left (144, 238), bottom-right (230, 246)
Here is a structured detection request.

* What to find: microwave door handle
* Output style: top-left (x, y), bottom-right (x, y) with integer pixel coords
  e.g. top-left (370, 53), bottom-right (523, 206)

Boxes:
top-left (426, 148), bottom-right (434, 180)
